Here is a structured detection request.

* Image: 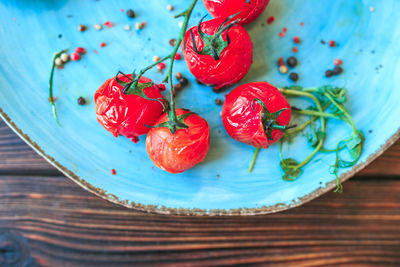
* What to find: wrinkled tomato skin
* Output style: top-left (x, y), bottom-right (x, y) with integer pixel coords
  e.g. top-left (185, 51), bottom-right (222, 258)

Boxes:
top-left (203, 0), bottom-right (270, 25)
top-left (221, 82), bottom-right (291, 149)
top-left (146, 109), bottom-right (210, 174)
top-left (182, 18), bottom-right (253, 90)
top-left (94, 74), bottom-right (164, 141)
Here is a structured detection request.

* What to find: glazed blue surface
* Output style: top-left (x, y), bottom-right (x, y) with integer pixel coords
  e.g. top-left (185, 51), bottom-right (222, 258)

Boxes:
top-left (0, 0), bottom-right (399, 213)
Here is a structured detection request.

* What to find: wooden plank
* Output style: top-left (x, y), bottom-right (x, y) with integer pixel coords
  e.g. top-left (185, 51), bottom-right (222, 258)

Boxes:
top-left (1, 118), bottom-right (399, 176)
top-left (0, 175), bottom-right (399, 266)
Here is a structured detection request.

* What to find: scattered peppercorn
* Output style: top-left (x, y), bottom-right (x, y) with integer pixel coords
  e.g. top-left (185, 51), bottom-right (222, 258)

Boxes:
top-left (60, 53), bottom-right (69, 62)
top-left (277, 57), bottom-right (285, 66)
top-left (55, 57), bottom-right (63, 66)
top-left (157, 62), bottom-right (166, 70)
top-left (278, 32), bottom-right (285, 38)
top-left (111, 169), bottom-right (117, 175)
top-left (289, 72), bottom-right (299, 82)
top-left (175, 72), bottom-right (183, 80)
top-left (320, 40), bottom-right (326, 45)
top-left (135, 22), bottom-right (146, 30)
top-left (153, 55), bottom-right (160, 62)
top-left (104, 21), bottom-right (113, 28)
top-left (75, 47), bottom-right (86, 54)
top-left (58, 34), bottom-right (62, 39)
top-left (334, 58), bottom-right (343, 66)
top-left (174, 83), bottom-right (183, 91)
top-left (300, 22), bottom-right (304, 26)
top-left (77, 97), bottom-right (86, 105)
top-left (94, 24), bottom-right (102, 30)
top-left (78, 24), bottom-right (86, 32)
top-left (333, 66), bottom-right (343, 75)
top-left (328, 40), bottom-right (336, 47)
top-left (279, 65), bottom-right (288, 74)
top-left (215, 98), bottom-right (223, 105)
top-left (169, 38), bottom-right (177, 46)
top-left (126, 9), bottom-right (135, 18)
top-left (70, 52), bottom-right (80, 61)
top-left (286, 56), bottom-right (298, 68)
top-left (293, 36), bottom-right (301, 44)
top-left (325, 70), bottom-right (334, 77)
top-left (267, 16), bottom-right (275, 24)
top-left (283, 27), bottom-right (288, 33)
top-left (174, 53), bottom-right (181, 60)
top-left (166, 4), bottom-right (174, 11)
top-left (291, 47), bottom-right (298, 53)
top-left (179, 77), bottom-right (189, 87)
top-left (100, 42), bottom-right (107, 47)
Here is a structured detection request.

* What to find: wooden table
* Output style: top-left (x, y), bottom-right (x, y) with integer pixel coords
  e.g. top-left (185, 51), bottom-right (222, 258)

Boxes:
top-left (1, 118), bottom-right (399, 266)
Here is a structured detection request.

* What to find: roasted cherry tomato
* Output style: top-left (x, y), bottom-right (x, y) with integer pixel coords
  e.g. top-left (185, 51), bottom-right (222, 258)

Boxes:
top-left (182, 17), bottom-right (253, 90)
top-left (203, 0), bottom-right (270, 25)
top-left (221, 82), bottom-right (291, 148)
top-left (94, 74), bottom-right (164, 142)
top-left (146, 109), bottom-right (210, 174)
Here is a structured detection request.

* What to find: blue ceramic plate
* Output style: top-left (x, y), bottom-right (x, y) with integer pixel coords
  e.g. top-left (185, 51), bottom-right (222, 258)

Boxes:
top-left (1, 0), bottom-right (399, 215)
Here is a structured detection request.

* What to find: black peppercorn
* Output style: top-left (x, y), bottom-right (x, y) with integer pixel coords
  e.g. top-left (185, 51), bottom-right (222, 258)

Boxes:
top-left (215, 98), bottom-right (223, 105)
top-left (286, 56), bottom-right (298, 68)
top-left (289, 72), bottom-right (299, 82)
top-left (325, 70), bottom-right (334, 77)
top-left (77, 97), bottom-right (86, 105)
top-left (333, 66), bottom-right (343, 75)
top-left (126, 9), bottom-right (135, 18)
top-left (178, 77), bottom-right (189, 87)
top-left (174, 83), bottom-right (183, 91)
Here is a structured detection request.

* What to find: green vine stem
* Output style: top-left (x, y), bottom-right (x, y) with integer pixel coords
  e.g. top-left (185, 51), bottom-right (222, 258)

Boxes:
top-left (49, 49), bottom-right (67, 125)
top-left (248, 147), bottom-right (260, 172)
top-left (279, 88), bottom-right (326, 170)
top-left (126, 0), bottom-right (199, 126)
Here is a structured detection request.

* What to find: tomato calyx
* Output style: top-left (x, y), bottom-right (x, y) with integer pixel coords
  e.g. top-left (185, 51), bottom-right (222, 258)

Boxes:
top-left (146, 109), bottom-right (195, 134)
top-left (191, 15), bottom-right (238, 60)
top-left (252, 98), bottom-right (296, 140)
top-left (115, 71), bottom-right (165, 104)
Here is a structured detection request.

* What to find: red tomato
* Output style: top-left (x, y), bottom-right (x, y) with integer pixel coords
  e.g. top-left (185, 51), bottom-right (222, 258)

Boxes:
top-left (182, 17), bottom-right (253, 90)
top-left (94, 74), bottom-right (164, 141)
top-left (221, 82), bottom-right (291, 148)
top-left (146, 109), bottom-right (210, 174)
top-left (203, 0), bottom-right (270, 25)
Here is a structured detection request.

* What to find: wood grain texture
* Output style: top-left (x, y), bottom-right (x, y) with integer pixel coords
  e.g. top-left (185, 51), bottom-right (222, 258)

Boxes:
top-left (1, 118), bottom-right (399, 176)
top-left (0, 175), bottom-right (399, 266)
top-left (1, 119), bottom-right (400, 266)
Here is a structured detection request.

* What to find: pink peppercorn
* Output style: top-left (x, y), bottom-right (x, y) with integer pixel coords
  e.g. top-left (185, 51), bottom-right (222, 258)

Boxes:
top-left (292, 47), bottom-right (298, 53)
top-left (111, 169), bottom-right (116, 175)
top-left (104, 21), bottom-right (113, 28)
top-left (277, 57), bottom-right (285, 66)
top-left (157, 62), bottom-right (166, 70)
top-left (283, 27), bottom-right (288, 33)
top-left (328, 40), bottom-right (336, 47)
top-left (174, 53), bottom-right (181, 60)
top-left (300, 22), bottom-right (304, 26)
top-left (267, 16), bottom-right (275, 24)
top-left (293, 36), bottom-right (301, 44)
top-left (334, 59), bottom-right (343, 65)
top-left (278, 32), bottom-right (285, 38)
top-left (100, 42), bottom-right (107, 47)
top-left (70, 52), bottom-right (80, 61)
top-left (75, 47), bottom-right (86, 54)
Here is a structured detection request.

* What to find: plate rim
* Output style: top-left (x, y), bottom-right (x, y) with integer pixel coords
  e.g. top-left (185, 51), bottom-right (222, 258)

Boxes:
top-left (1, 107), bottom-right (399, 216)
